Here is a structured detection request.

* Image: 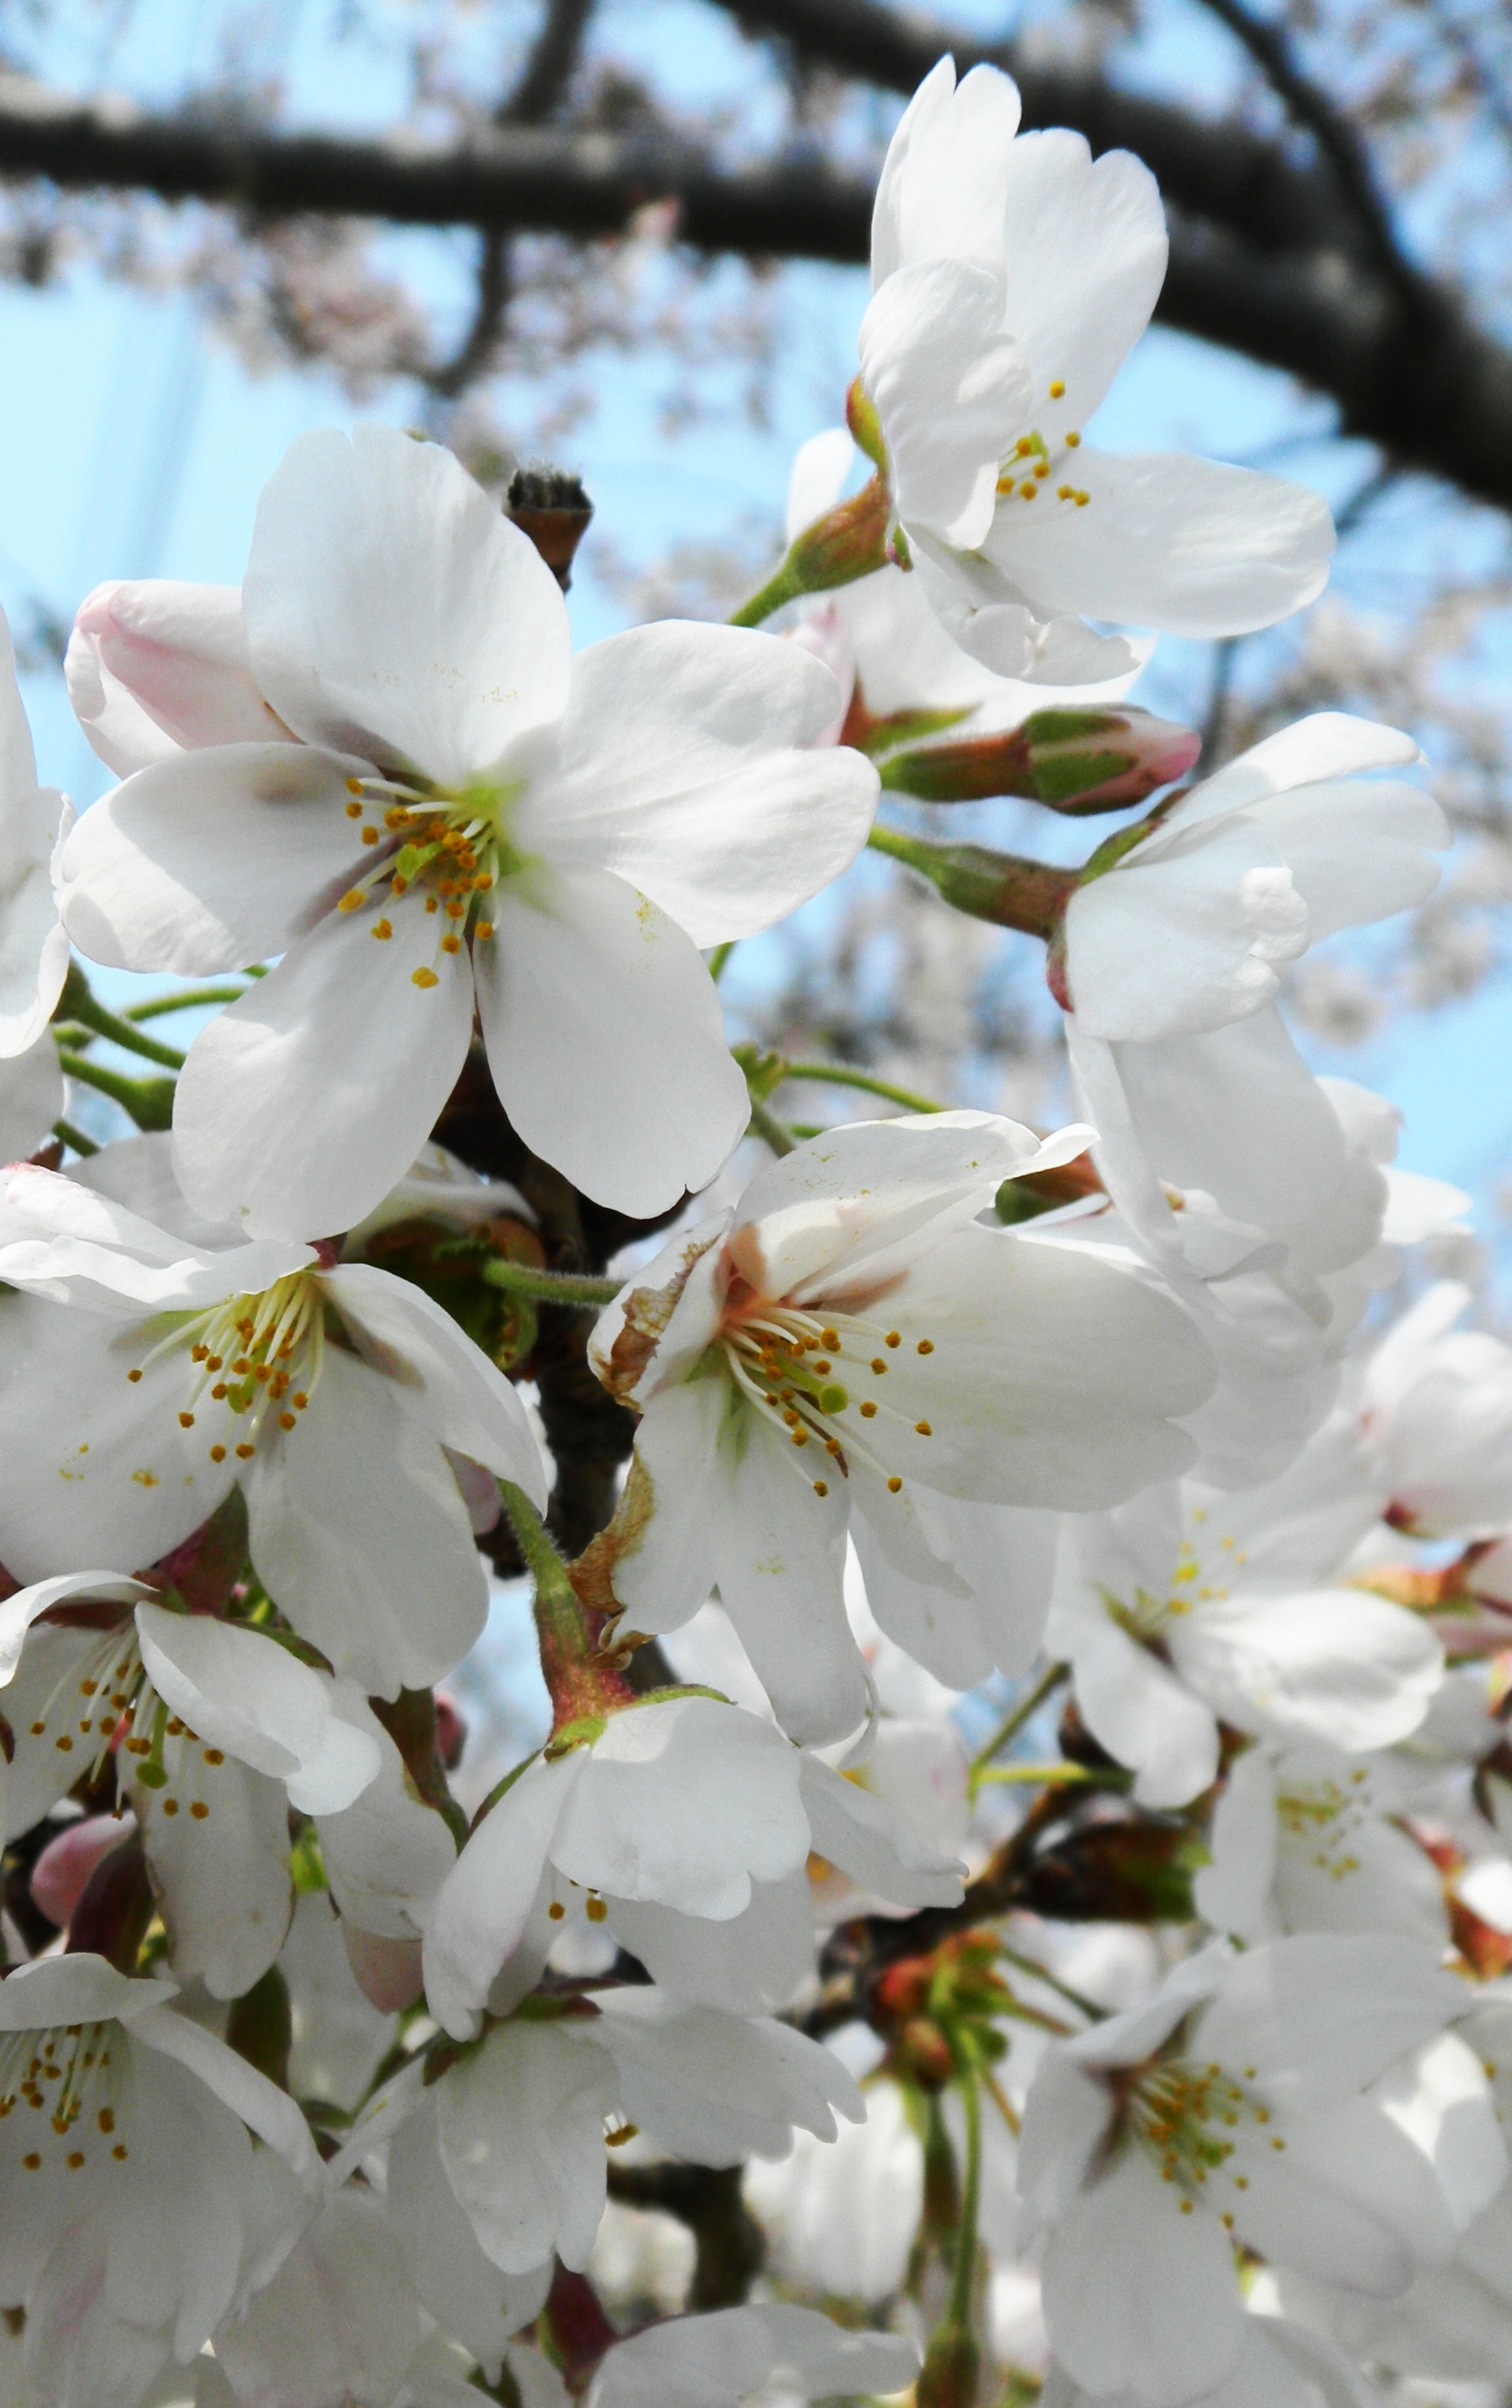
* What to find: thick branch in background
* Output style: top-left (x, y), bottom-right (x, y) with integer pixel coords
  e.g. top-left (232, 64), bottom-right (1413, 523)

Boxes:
top-left (1, 45), bottom-right (1512, 511)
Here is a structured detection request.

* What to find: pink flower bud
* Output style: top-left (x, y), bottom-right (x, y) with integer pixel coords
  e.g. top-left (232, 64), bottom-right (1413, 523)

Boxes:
top-left (31, 1813), bottom-right (136, 1930)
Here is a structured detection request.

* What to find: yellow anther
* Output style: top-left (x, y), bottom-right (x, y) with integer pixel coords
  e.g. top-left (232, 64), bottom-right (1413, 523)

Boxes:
top-left (871, 1358), bottom-right (887, 1375)
top-left (1065, 430), bottom-right (1081, 446)
top-left (344, 800), bottom-right (362, 819)
top-left (887, 1475), bottom-right (903, 1494)
top-left (584, 1894), bottom-right (608, 1924)
top-left (1016, 436), bottom-right (1033, 457)
top-left (548, 1901), bottom-right (566, 1921)
top-left (360, 827), bottom-right (379, 846)
top-left (886, 1332), bottom-right (901, 1347)
top-left (178, 1412), bottom-right (194, 1429)
top-left (234, 1443), bottom-right (255, 1461)
top-left (917, 1338), bottom-right (934, 1355)
top-left (475, 920), bottom-right (494, 941)
top-left (1050, 379), bottom-right (1066, 398)
top-left (1019, 481), bottom-right (1037, 499)
top-left (813, 1480), bottom-right (829, 1496)
top-left (915, 1420), bottom-right (932, 1436)
top-left (1074, 490), bottom-right (1090, 506)
top-left (860, 1400), bottom-right (877, 1418)
top-left (371, 919), bottom-right (392, 941)
top-left (1034, 460), bottom-right (1050, 478)
top-left (279, 1412), bottom-right (296, 1431)
top-left (412, 967), bottom-right (440, 989)
top-left (126, 1368), bottom-right (142, 1384)
top-left (441, 934), bottom-right (462, 955)
top-left (345, 777), bottom-right (364, 795)
top-left (337, 889), bottom-right (366, 912)
top-left (191, 1801), bottom-right (209, 1820)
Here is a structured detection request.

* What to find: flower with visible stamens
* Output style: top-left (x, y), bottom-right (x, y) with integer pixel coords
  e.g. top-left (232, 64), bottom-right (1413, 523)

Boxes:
top-left (1019, 1936), bottom-right (1504, 2408)
top-left (859, 60), bottom-right (1334, 684)
top-left (56, 423), bottom-right (878, 1237)
top-left (0, 1951), bottom-right (316, 2408)
top-left (0, 1144), bottom-right (545, 1697)
top-left (584, 1111), bottom-right (1214, 1743)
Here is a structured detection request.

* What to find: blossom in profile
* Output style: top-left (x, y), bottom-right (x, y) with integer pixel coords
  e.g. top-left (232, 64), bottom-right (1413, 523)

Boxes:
top-left (860, 59), bottom-right (1335, 681)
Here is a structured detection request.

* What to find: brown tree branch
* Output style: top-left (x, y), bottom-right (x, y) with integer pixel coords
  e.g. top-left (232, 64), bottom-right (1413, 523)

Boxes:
top-left (4, 73), bottom-right (1512, 507)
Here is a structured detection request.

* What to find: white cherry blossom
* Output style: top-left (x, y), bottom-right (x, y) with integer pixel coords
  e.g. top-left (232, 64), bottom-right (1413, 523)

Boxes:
top-left (422, 1690), bottom-right (963, 2029)
top-left (586, 2303), bottom-right (918, 2408)
top-left (0, 1954), bottom-right (316, 2408)
top-left (1018, 1937), bottom-right (1505, 2407)
top-left (56, 427), bottom-right (878, 1234)
top-left (861, 60), bottom-right (1334, 681)
top-left (1193, 1740), bottom-right (1449, 1948)
top-left (1060, 716), bottom-right (1447, 1260)
top-left (0, 1152), bottom-right (545, 1695)
top-left (355, 1988), bottom-right (863, 2281)
top-left (587, 1112), bottom-right (1214, 1742)
top-left (1047, 1467), bottom-right (1443, 1807)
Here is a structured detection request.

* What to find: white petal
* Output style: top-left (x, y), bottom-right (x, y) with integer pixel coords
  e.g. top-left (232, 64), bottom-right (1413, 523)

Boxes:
top-left (322, 1261), bottom-right (547, 1503)
top-left (997, 131), bottom-right (1167, 432)
top-left (1108, 1007), bottom-right (1348, 1230)
top-left (1050, 1590), bottom-right (1220, 1807)
top-left (0, 1568), bottom-right (149, 1685)
top-left (0, 1952), bottom-right (178, 2029)
top-left (422, 1755), bottom-right (576, 2040)
top-left (797, 1752), bottom-right (964, 1909)
top-left (0, 1160), bottom-right (312, 1309)
top-left (525, 621), bottom-right (876, 945)
top-left (134, 1740), bottom-right (292, 2000)
top-left (0, 1296), bottom-right (238, 1580)
top-left (589, 1990), bottom-right (862, 2162)
top-left (72, 580), bottom-right (293, 752)
top-left (608, 1382), bottom-right (724, 1634)
top-left (1191, 1745), bottom-right (1279, 1940)
top-left (708, 1410), bottom-right (863, 1745)
top-left (131, 1999), bottom-right (317, 2177)
top-left (861, 1492), bottom-right (1060, 1684)
top-left (838, 1222), bottom-right (1208, 1506)
top-left (388, 2104), bottom-right (551, 2378)
top-left (605, 1875), bottom-right (817, 2016)
top-left (862, 257), bottom-right (1030, 548)
top-left (735, 1109), bottom-right (1079, 1303)
top-left (1191, 1933), bottom-right (1466, 2103)
top-left (244, 424), bottom-right (571, 781)
top-left (475, 866), bottom-right (748, 1217)
top-left (56, 741), bottom-right (373, 975)
top-left (0, 1038), bottom-right (64, 1161)
top-left (1170, 1587), bottom-right (1443, 1755)
top-left (592, 2305), bottom-right (917, 2408)
top-left (873, 59), bottom-right (1021, 283)
top-left (436, 2020), bottom-right (615, 2276)
top-left (1169, 712), bottom-right (1422, 821)
top-left (241, 1345), bottom-right (489, 1696)
top-left (134, 1602), bottom-right (381, 1810)
top-left (1241, 779), bottom-right (1448, 938)
top-left (1039, 2153), bottom-right (1245, 2407)
top-left (985, 449), bottom-right (1334, 637)
top-left (553, 1696), bottom-right (810, 1917)
top-left (1066, 822), bottom-right (1309, 1042)
top-left (170, 897), bottom-right (473, 1241)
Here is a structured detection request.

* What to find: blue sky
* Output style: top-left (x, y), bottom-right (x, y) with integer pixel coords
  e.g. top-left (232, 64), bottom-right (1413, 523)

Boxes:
top-left (4, 0), bottom-right (1511, 1238)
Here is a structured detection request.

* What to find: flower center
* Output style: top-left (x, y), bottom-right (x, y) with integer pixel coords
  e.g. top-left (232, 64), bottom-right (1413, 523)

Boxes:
top-left (19, 1614), bottom-right (144, 1785)
top-left (1275, 1769), bottom-right (1371, 1878)
top-left (333, 772), bottom-right (532, 990)
top-left (126, 1268), bottom-right (325, 1470)
top-left (0, 2019), bottom-right (130, 2172)
top-left (714, 1289), bottom-right (938, 1503)
top-left (1106, 1511), bottom-right (1249, 1642)
top-left (993, 377), bottom-right (1089, 512)
top-left (1121, 2054), bottom-right (1277, 2222)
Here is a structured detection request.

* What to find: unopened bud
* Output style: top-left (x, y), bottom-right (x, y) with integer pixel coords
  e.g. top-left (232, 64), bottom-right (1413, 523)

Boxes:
top-left (785, 473), bottom-right (891, 596)
top-left (844, 375), bottom-right (886, 471)
top-left (1021, 1819), bottom-right (1194, 1922)
top-left (505, 465), bottom-right (594, 592)
top-left (32, 1813), bottom-right (134, 1930)
top-left (879, 705), bottom-right (1200, 813)
top-left (342, 1923), bottom-right (424, 2011)
top-left (871, 827), bottom-right (1077, 939)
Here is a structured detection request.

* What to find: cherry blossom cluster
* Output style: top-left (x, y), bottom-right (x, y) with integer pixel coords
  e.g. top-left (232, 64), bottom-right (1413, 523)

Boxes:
top-left (0, 46), bottom-right (1503, 2408)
